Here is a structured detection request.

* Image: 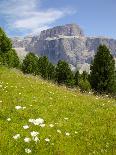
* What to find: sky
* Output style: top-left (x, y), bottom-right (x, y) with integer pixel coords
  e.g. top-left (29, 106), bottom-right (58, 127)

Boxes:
top-left (0, 0), bottom-right (116, 38)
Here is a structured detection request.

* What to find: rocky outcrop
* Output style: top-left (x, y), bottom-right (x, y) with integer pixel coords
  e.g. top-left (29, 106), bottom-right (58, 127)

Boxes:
top-left (12, 24), bottom-right (116, 72)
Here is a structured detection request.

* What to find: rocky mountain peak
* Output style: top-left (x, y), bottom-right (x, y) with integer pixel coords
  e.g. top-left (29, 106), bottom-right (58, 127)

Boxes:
top-left (39, 24), bottom-right (84, 40)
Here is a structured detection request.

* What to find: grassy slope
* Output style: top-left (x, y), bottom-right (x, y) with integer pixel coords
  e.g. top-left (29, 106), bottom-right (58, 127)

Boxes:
top-left (0, 67), bottom-right (116, 155)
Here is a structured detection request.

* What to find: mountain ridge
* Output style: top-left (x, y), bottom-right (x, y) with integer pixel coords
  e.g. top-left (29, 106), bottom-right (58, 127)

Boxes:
top-left (12, 24), bottom-right (116, 72)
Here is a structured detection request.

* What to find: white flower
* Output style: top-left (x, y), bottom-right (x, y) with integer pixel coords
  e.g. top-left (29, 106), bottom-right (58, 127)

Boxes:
top-left (57, 129), bottom-right (61, 133)
top-left (34, 118), bottom-right (44, 125)
top-left (64, 118), bottom-right (68, 120)
top-left (24, 137), bottom-right (31, 143)
top-left (30, 131), bottom-right (39, 137)
top-left (23, 125), bottom-right (29, 129)
top-left (29, 118), bottom-right (44, 125)
top-left (45, 138), bottom-right (50, 142)
top-left (40, 124), bottom-right (45, 127)
top-left (33, 136), bottom-right (39, 142)
top-left (49, 124), bottom-right (54, 128)
top-left (65, 132), bottom-right (70, 136)
top-left (25, 148), bottom-right (32, 154)
top-left (15, 106), bottom-right (22, 110)
top-left (7, 118), bottom-right (11, 121)
top-left (19, 93), bottom-right (21, 95)
top-left (22, 106), bottom-right (26, 110)
top-left (0, 101), bottom-right (2, 103)
top-left (13, 134), bottom-right (20, 139)
top-left (29, 119), bottom-right (34, 123)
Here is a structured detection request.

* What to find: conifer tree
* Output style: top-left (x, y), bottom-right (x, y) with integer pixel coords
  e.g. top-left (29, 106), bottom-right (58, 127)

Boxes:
top-left (90, 45), bottom-right (115, 93)
top-left (22, 53), bottom-right (38, 74)
top-left (55, 60), bottom-right (73, 85)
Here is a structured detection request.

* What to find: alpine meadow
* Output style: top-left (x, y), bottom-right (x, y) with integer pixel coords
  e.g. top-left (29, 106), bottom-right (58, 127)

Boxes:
top-left (0, 0), bottom-right (116, 155)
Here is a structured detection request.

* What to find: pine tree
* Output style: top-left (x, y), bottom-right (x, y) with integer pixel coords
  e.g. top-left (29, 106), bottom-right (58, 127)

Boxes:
top-left (37, 56), bottom-right (49, 79)
top-left (22, 53), bottom-right (38, 74)
top-left (0, 27), bottom-right (12, 54)
top-left (90, 45), bottom-right (115, 93)
top-left (47, 62), bottom-right (55, 80)
top-left (74, 70), bottom-right (80, 86)
top-left (4, 49), bottom-right (20, 68)
top-left (55, 60), bottom-right (73, 85)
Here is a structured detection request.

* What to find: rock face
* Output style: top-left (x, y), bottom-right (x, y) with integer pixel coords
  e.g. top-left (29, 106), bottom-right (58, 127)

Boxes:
top-left (12, 24), bottom-right (116, 72)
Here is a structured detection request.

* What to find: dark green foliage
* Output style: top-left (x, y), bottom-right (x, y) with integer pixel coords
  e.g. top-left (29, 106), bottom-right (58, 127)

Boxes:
top-left (47, 62), bottom-right (55, 80)
top-left (0, 27), bottom-right (12, 53)
top-left (79, 79), bottom-right (91, 92)
top-left (3, 49), bottom-right (20, 68)
top-left (37, 56), bottom-right (49, 79)
top-left (81, 71), bottom-right (88, 80)
top-left (0, 54), bottom-right (3, 65)
top-left (22, 53), bottom-right (38, 74)
top-left (74, 70), bottom-right (80, 86)
top-left (55, 60), bottom-right (73, 85)
top-left (0, 27), bottom-right (20, 68)
top-left (90, 45), bottom-right (115, 93)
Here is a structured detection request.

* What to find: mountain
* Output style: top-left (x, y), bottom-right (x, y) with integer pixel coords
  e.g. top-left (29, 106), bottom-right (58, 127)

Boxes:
top-left (12, 24), bottom-right (116, 71)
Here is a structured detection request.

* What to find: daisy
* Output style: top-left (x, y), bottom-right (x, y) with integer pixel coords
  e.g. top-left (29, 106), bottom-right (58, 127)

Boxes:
top-left (57, 129), bottom-right (61, 133)
top-left (13, 134), bottom-right (20, 140)
top-left (25, 148), bottom-right (32, 154)
top-left (64, 118), bottom-right (69, 120)
top-left (22, 107), bottom-right (26, 110)
top-left (15, 106), bottom-right (22, 110)
top-left (7, 118), bottom-right (11, 121)
top-left (49, 124), bottom-right (54, 128)
top-left (24, 137), bottom-right (31, 143)
top-left (65, 132), bottom-right (70, 136)
top-left (40, 124), bottom-right (45, 127)
top-left (33, 136), bottom-right (40, 142)
top-left (30, 131), bottom-right (39, 137)
top-left (45, 138), bottom-right (50, 142)
top-left (23, 125), bottom-right (29, 129)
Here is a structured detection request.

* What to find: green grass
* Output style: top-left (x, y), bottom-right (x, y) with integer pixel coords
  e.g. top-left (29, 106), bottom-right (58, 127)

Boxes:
top-left (0, 66), bottom-right (116, 155)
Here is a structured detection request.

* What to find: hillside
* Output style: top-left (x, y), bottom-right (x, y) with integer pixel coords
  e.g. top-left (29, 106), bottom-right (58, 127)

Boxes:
top-left (0, 67), bottom-right (116, 155)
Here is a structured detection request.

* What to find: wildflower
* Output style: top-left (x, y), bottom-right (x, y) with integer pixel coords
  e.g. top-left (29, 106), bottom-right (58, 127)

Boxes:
top-left (13, 134), bottom-right (20, 139)
top-left (30, 131), bottom-right (39, 137)
top-left (0, 101), bottom-right (2, 103)
top-left (25, 148), bottom-right (32, 154)
top-left (65, 132), bottom-right (70, 136)
top-left (49, 124), bottom-right (54, 128)
top-left (22, 106), bottom-right (26, 110)
top-left (19, 93), bottom-right (21, 95)
top-left (23, 125), bottom-right (29, 129)
top-left (15, 106), bottom-right (22, 110)
top-left (29, 119), bottom-right (34, 123)
top-left (45, 138), bottom-right (50, 142)
top-left (64, 118), bottom-right (68, 120)
top-left (7, 118), bottom-right (11, 121)
top-left (57, 129), bottom-right (61, 133)
top-left (29, 118), bottom-right (44, 125)
top-left (33, 136), bottom-right (39, 142)
top-left (40, 124), bottom-right (45, 127)
top-left (24, 137), bottom-right (31, 143)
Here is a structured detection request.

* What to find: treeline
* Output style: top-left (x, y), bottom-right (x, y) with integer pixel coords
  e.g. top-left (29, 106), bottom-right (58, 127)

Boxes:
top-left (21, 53), bottom-right (91, 91)
top-left (0, 27), bottom-right (116, 95)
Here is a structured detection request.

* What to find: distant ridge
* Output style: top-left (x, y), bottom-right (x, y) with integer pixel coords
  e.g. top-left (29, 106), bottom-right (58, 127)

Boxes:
top-left (12, 23), bottom-right (116, 72)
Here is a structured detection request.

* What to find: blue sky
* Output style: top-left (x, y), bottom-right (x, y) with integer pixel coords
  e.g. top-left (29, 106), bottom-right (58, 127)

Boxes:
top-left (0, 0), bottom-right (116, 38)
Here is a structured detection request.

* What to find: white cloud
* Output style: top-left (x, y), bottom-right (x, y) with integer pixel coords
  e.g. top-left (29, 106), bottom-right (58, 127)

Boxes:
top-left (0, 0), bottom-right (76, 36)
